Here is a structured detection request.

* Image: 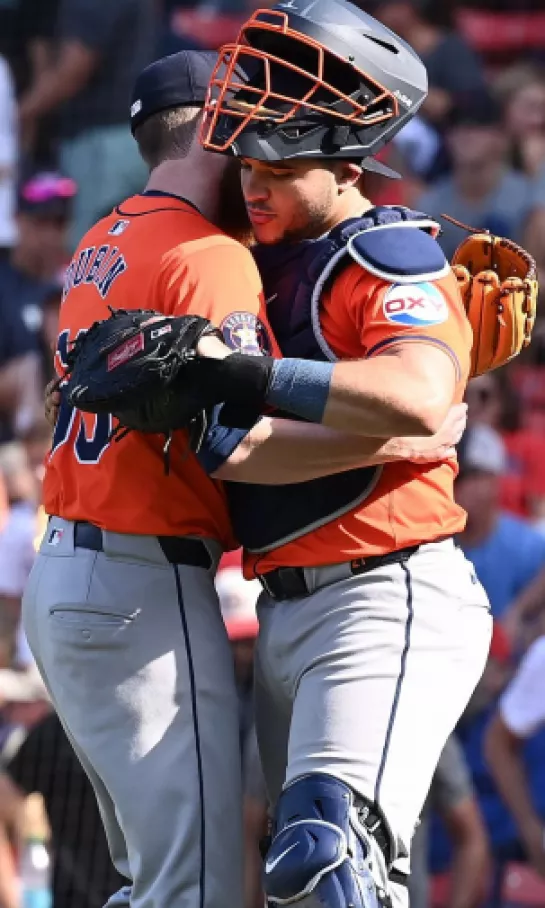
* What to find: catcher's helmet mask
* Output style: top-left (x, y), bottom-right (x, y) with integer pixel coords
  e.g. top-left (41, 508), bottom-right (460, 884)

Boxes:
top-left (201, 0), bottom-right (428, 176)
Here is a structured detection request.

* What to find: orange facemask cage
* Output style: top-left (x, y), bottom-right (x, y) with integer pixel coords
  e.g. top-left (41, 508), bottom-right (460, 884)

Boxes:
top-left (200, 9), bottom-right (399, 154)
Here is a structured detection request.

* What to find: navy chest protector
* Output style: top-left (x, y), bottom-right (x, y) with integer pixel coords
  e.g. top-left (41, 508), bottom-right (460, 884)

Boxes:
top-left (225, 206), bottom-right (447, 556)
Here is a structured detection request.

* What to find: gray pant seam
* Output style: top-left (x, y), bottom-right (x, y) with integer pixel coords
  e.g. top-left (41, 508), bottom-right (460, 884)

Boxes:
top-left (83, 551), bottom-right (98, 604)
top-left (373, 562), bottom-right (414, 806)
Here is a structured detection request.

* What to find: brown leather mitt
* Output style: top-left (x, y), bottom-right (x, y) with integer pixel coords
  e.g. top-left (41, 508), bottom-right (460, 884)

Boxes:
top-left (451, 232), bottom-right (538, 377)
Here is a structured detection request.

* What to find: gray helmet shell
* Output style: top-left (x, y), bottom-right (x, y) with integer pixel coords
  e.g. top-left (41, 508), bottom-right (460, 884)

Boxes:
top-left (201, 0), bottom-right (427, 176)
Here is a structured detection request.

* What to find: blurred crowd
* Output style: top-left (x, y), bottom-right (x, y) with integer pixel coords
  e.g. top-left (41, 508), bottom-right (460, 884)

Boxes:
top-left (0, 0), bottom-right (544, 907)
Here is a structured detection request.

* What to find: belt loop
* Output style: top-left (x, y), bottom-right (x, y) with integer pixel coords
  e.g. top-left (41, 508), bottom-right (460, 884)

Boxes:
top-left (200, 538), bottom-right (222, 574)
top-left (259, 573), bottom-right (277, 600)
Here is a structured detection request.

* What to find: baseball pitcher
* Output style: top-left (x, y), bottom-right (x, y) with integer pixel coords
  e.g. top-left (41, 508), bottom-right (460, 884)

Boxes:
top-left (22, 51), bottom-right (271, 908)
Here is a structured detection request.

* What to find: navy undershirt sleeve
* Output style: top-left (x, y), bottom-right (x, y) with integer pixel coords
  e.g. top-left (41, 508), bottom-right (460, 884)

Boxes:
top-left (196, 406), bottom-right (251, 475)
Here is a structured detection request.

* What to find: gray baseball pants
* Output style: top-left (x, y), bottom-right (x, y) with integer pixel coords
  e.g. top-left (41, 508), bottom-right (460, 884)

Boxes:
top-left (22, 517), bottom-right (243, 908)
top-left (254, 539), bottom-right (492, 907)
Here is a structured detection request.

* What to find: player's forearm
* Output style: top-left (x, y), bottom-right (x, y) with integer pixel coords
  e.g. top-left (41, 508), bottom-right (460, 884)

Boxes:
top-left (506, 566), bottom-right (545, 624)
top-left (262, 356), bottom-right (450, 437)
top-left (321, 355), bottom-right (450, 436)
top-left (216, 417), bottom-right (400, 484)
top-left (484, 716), bottom-right (541, 844)
top-left (197, 340), bottom-right (453, 439)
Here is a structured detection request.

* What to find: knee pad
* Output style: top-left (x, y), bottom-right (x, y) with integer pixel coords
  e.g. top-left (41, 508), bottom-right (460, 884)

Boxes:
top-left (263, 775), bottom-right (393, 908)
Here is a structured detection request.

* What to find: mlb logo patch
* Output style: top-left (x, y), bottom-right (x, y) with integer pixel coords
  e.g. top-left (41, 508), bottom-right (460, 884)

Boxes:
top-left (383, 282), bottom-right (448, 327)
top-left (108, 220), bottom-right (130, 237)
top-left (107, 333), bottom-right (144, 371)
top-left (48, 528), bottom-right (64, 546)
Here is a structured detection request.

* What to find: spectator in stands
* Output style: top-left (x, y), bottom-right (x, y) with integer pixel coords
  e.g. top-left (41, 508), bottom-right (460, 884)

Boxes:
top-left (524, 164), bottom-right (545, 287)
top-left (157, 0), bottom-right (205, 56)
top-left (18, 0), bottom-right (157, 248)
top-left (40, 284), bottom-right (62, 384)
top-left (461, 0), bottom-right (545, 10)
top-left (363, 0), bottom-right (486, 126)
top-left (485, 628), bottom-right (545, 880)
top-left (455, 425), bottom-right (545, 622)
top-left (0, 443), bottom-right (38, 636)
top-left (495, 63), bottom-right (545, 179)
top-left (463, 384), bottom-right (545, 645)
top-left (417, 94), bottom-right (535, 260)
top-left (435, 623), bottom-right (545, 908)
top-left (0, 436), bottom-right (50, 723)
top-left (466, 372), bottom-right (545, 521)
top-left (456, 0), bottom-right (545, 72)
top-left (409, 735), bottom-right (490, 908)
top-left (0, 172), bottom-right (74, 440)
top-left (0, 54), bottom-right (16, 258)
top-left (465, 622), bottom-right (513, 723)
top-left (0, 0), bottom-right (60, 98)
top-left (391, 115), bottom-right (441, 181)
top-left (0, 712), bottom-right (128, 908)
top-left (13, 172), bottom-right (73, 283)
top-left (0, 0), bottom-right (61, 166)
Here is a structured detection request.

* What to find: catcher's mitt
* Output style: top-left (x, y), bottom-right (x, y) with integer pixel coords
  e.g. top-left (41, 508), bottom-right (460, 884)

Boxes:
top-left (63, 308), bottom-right (222, 462)
top-left (450, 230), bottom-right (538, 377)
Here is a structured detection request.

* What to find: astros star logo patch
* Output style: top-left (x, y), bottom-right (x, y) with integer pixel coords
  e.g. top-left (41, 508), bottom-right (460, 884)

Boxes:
top-left (221, 311), bottom-right (272, 356)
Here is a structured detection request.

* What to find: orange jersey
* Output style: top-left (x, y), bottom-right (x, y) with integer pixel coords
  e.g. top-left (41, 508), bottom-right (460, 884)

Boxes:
top-left (44, 194), bottom-right (274, 547)
top-left (248, 263), bottom-right (472, 575)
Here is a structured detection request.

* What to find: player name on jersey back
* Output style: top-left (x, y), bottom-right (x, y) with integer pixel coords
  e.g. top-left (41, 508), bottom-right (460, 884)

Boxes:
top-left (63, 244), bottom-right (128, 301)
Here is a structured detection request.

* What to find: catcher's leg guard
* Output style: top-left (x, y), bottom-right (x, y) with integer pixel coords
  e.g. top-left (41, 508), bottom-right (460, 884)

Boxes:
top-left (263, 775), bottom-right (394, 908)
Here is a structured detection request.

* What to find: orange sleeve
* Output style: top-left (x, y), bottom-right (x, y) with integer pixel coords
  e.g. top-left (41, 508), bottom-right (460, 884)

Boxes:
top-left (343, 266), bottom-right (472, 382)
top-left (159, 236), bottom-right (280, 357)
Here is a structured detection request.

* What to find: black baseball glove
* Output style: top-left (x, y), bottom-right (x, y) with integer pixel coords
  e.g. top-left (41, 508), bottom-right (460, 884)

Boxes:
top-left (63, 308), bottom-right (223, 459)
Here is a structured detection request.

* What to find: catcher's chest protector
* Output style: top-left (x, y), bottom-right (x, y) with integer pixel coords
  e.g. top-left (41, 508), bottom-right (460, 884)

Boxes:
top-left (227, 207), bottom-right (447, 554)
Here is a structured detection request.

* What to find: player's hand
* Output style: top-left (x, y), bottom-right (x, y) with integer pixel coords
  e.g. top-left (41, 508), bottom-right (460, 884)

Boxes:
top-left (196, 334), bottom-right (231, 360)
top-left (45, 379), bottom-right (61, 428)
top-left (396, 403), bottom-right (467, 463)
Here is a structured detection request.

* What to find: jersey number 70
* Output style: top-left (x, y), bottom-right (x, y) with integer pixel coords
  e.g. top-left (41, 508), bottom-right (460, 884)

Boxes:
top-left (50, 330), bottom-right (113, 464)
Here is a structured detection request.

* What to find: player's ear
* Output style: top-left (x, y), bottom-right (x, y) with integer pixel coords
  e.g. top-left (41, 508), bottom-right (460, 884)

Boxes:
top-left (332, 161), bottom-right (363, 194)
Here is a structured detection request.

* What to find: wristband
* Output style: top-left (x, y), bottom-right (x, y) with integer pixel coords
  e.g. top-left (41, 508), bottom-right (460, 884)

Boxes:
top-left (266, 358), bottom-right (333, 423)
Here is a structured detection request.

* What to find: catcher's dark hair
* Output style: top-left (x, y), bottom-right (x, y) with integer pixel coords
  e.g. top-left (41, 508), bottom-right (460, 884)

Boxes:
top-left (134, 105), bottom-right (202, 170)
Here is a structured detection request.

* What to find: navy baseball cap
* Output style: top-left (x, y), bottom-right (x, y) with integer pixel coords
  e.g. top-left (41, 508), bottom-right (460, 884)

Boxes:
top-left (130, 50), bottom-right (218, 134)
